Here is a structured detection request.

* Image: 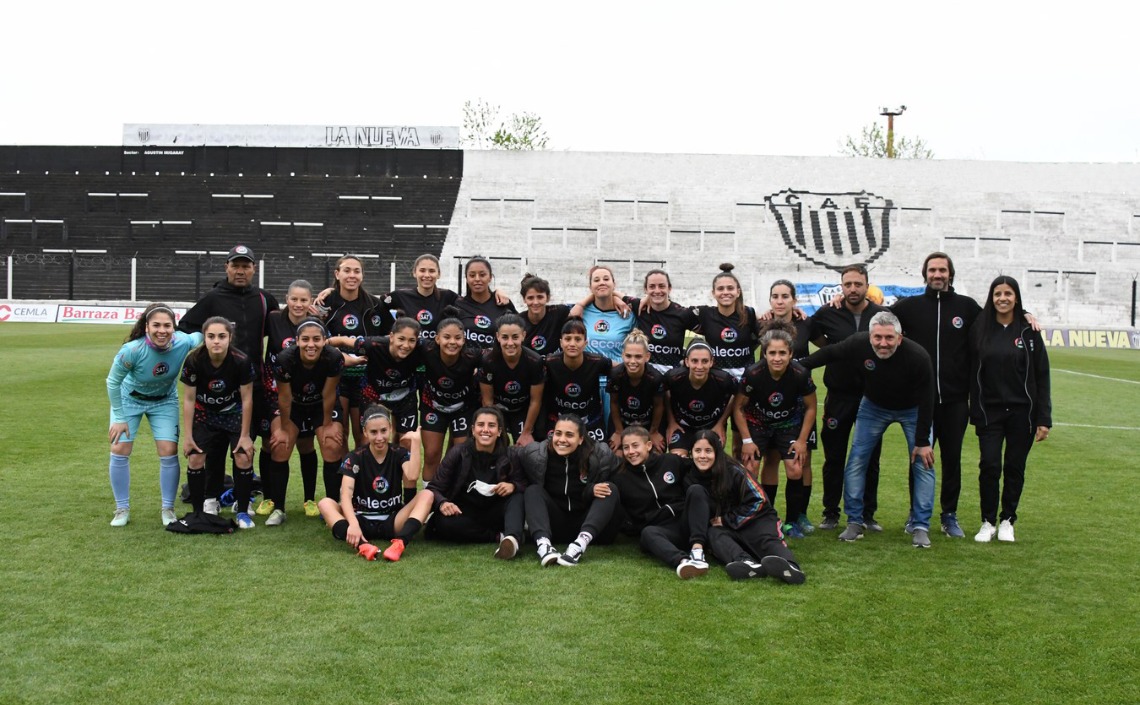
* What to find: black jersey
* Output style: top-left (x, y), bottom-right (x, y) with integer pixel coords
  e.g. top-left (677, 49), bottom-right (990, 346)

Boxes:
top-left (788, 317), bottom-right (813, 362)
top-left (325, 291), bottom-right (391, 339)
top-left (523, 304), bottom-right (572, 357)
top-left (339, 445), bottom-right (410, 519)
top-left (264, 310), bottom-right (301, 392)
top-left (543, 352), bottom-right (613, 428)
top-left (418, 340), bottom-right (482, 413)
top-left (455, 295), bottom-right (517, 350)
top-left (739, 360), bottom-right (816, 430)
top-left (180, 349), bottom-right (257, 418)
top-left (606, 365), bottom-right (665, 427)
top-left (385, 288), bottom-right (459, 340)
top-left (350, 335), bottom-right (423, 405)
top-left (274, 345), bottom-right (345, 407)
top-left (477, 347), bottom-right (546, 413)
top-left (665, 366), bottom-right (737, 430)
top-left (625, 297), bottom-right (698, 372)
top-left (693, 305), bottom-right (760, 377)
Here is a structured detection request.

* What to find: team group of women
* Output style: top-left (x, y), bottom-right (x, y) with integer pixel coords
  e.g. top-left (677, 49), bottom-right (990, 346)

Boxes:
top-left (105, 251), bottom-right (1047, 583)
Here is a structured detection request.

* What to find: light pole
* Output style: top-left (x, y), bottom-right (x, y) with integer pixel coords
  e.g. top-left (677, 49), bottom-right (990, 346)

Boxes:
top-left (879, 105), bottom-right (907, 158)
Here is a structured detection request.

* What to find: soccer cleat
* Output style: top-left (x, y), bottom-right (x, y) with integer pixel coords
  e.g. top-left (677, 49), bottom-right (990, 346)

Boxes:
top-left (160, 508), bottom-right (177, 526)
top-left (997, 519), bottom-right (1016, 543)
top-left (818, 515), bottom-right (841, 531)
top-left (782, 522), bottom-right (805, 539)
top-left (303, 500), bottom-right (320, 518)
top-left (357, 542), bottom-right (379, 561)
top-left (912, 528), bottom-right (931, 549)
top-left (235, 512), bottom-right (255, 530)
top-left (265, 509), bottom-right (287, 526)
top-left (725, 560), bottom-right (765, 580)
top-left (110, 508), bottom-right (131, 527)
top-left (941, 513), bottom-right (965, 538)
top-left (556, 543), bottom-right (583, 567)
top-left (676, 558), bottom-right (709, 579)
top-left (864, 517), bottom-right (883, 532)
top-left (255, 499), bottom-right (275, 516)
top-left (537, 544), bottom-right (562, 567)
top-left (975, 521), bottom-right (997, 543)
top-left (382, 538), bottom-right (406, 561)
top-left (795, 514), bottom-right (816, 535)
top-left (838, 523), bottom-right (865, 542)
top-left (761, 555), bottom-right (806, 585)
top-left (203, 498), bottom-right (220, 515)
top-left (494, 534), bottom-right (519, 560)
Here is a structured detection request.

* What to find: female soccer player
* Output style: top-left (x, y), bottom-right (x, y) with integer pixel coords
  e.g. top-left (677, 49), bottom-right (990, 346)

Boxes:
top-left (520, 273), bottom-right (572, 357)
top-left (733, 321), bottom-right (817, 538)
top-left (693, 263), bottom-right (760, 380)
top-left (455, 256), bottom-right (517, 350)
top-left (614, 426), bottom-right (710, 579)
top-left (542, 318), bottom-right (614, 443)
top-left (424, 407), bottom-right (527, 558)
top-left (179, 317), bottom-right (257, 527)
top-left (266, 319), bottom-right (345, 526)
top-left (625, 269), bottom-right (698, 374)
top-left (514, 414), bottom-right (622, 566)
top-left (478, 313), bottom-right (545, 446)
top-left (106, 303), bottom-right (203, 527)
top-left (689, 431), bottom-right (805, 584)
top-left (663, 340), bottom-right (737, 457)
top-left (323, 255), bottom-right (390, 449)
top-left (418, 309), bottom-right (482, 482)
top-left (318, 407), bottom-right (433, 562)
top-left (577, 265), bottom-right (634, 363)
top-left (969, 276), bottom-right (1051, 543)
top-left (607, 329), bottom-right (665, 453)
top-left (384, 254), bottom-right (512, 342)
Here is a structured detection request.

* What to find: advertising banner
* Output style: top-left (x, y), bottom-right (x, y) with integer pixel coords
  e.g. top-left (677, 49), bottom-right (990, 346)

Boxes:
top-left (0, 301), bottom-right (188, 324)
top-left (123, 124), bottom-right (460, 149)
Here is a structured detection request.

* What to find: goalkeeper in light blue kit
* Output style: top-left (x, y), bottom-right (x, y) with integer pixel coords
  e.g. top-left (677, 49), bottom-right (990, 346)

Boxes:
top-left (105, 303), bottom-right (202, 527)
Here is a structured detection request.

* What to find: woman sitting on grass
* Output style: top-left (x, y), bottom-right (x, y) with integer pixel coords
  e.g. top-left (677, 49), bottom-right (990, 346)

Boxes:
top-left (105, 303), bottom-right (203, 527)
top-left (318, 406), bottom-right (433, 561)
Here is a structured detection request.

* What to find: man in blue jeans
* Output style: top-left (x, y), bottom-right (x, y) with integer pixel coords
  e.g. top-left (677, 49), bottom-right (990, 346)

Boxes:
top-left (801, 311), bottom-right (937, 548)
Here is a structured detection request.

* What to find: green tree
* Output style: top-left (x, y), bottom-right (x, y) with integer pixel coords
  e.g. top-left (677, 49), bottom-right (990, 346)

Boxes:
top-left (841, 122), bottom-right (934, 159)
top-left (462, 99), bottom-right (549, 150)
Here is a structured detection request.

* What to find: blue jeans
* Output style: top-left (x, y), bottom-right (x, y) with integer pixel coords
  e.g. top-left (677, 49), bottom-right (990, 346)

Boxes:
top-left (844, 398), bottom-right (935, 530)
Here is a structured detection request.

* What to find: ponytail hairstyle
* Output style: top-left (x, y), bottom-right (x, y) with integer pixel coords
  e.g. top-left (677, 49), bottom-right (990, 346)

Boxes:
top-left (464, 255), bottom-right (494, 298)
top-left (551, 413), bottom-right (595, 481)
top-left (295, 317), bottom-right (328, 338)
top-left (758, 318), bottom-right (796, 355)
top-left (412, 254), bottom-right (443, 299)
top-left (622, 328), bottom-right (650, 354)
top-left (520, 272), bottom-right (551, 299)
top-left (492, 312), bottom-right (527, 362)
top-left (334, 255), bottom-right (377, 306)
top-left (390, 316), bottom-right (422, 338)
top-left (190, 316), bottom-right (236, 367)
top-left (617, 425), bottom-right (653, 472)
top-left (437, 305), bottom-right (466, 336)
top-left (713, 263), bottom-right (747, 326)
top-left (361, 404), bottom-right (395, 443)
top-left (769, 278), bottom-right (797, 299)
top-left (643, 268), bottom-right (672, 289)
top-left (127, 302), bottom-right (178, 342)
top-left (471, 406), bottom-right (511, 458)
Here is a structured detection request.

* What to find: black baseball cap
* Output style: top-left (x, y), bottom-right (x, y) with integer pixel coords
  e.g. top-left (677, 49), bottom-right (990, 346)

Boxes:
top-left (227, 244), bottom-right (255, 262)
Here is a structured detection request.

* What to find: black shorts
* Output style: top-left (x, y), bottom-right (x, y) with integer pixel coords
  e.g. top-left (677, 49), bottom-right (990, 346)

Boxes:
top-left (291, 403), bottom-right (343, 439)
top-left (668, 426), bottom-right (708, 453)
top-left (190, 422), bottom-right (243, 457)
top-left (332, 514), bottom-right (397, 541)
top-left (420, 405), bottom-right (472, 436)
top-left (503, 409), bottom-right (527, 441)
top-left (746, 423), bottom-right (799, 459)
top-left (339, 373), bottom-right (365, 409)
top-left (363, 388), bottom-right (419, 434)
top-left (253, 386), bottom-right (273, 438)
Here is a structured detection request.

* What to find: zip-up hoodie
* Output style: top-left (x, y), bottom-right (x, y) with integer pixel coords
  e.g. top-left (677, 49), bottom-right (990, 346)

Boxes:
top-left (969, 320), bottom-right (1051, 428)
top-left (180, 280), bottom-right (280, 367)
top-left (425, 443), bottom-right (525, 512)
top-left (717, 464), bottom-right (776, 530)
top-left (891, 286), bottom-right (981, 404)
top-left (612, 453), bottom-right (688, 531)
top-left (511, 441), bottom-right (618, 513)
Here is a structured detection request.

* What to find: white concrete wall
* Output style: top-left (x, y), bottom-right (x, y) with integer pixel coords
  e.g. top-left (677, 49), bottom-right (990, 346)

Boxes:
top-left (441, 152), bottom-right (1140, 324)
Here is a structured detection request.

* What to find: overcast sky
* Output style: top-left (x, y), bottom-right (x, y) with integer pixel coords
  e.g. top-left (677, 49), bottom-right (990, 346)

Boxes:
top-left (3, 1), bottom-right (1136, 162)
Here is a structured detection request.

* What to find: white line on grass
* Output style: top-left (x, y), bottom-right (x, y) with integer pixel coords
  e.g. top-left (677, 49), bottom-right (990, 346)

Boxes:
top-left (1054, 422), bottom-right (1140, 431)
top-left (1055, 369), bottom-right (1140, 385)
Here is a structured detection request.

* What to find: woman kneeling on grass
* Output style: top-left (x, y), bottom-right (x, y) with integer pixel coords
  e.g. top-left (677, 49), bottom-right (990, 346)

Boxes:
top-left (106, 303), bottom-right (203, 527)
top-left (513, 414), bottom-right (622, 567)
top-left (614, 425), bottom-right (710, 579)
top-left (319, 406), bottom-right (433, 561)
top-left (424, 407), bottom-right (527, 559)
top-left (179, 317), bottom-right (257, 528)
top-left (689, 430), bottom-right (805, 584)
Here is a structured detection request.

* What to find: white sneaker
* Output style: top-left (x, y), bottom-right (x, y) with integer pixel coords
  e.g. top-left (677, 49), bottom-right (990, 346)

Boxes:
top-left (974, 521), bottom-right (997, 543)
top-left (265, 509), bottom-right (287, 526)
top-left (203, 498), bottom-right (220, 515)
top-left (160, 508), bottom-right (177, 526)
top-left (997, 519), bottom-right (1015, 542)
top-left (676, 558), bottom-right (709, 580)
top-left (110, 508), bottom-right (130, 527)
top-left (494, 534), bottom-right (519, 560)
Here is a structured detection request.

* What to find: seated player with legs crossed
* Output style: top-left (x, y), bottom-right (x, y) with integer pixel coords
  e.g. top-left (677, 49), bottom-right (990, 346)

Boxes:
top-left (424, 407), bottom-right (527, 559)
top-left (319, 407), bottom-right (433, 561)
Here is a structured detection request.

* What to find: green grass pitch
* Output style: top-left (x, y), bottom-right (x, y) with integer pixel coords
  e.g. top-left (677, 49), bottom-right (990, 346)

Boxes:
top-left (0, 323), bottom-right (1136, 704)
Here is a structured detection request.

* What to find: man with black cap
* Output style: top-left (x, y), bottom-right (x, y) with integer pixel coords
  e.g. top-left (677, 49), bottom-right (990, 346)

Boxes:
top-left (180, 245), bottom-right (281, 511)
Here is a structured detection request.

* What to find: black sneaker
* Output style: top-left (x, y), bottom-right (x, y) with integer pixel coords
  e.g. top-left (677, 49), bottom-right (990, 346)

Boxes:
top-left (761, 555), bottom-right (806, 585)
top-left (556, 545), bottom-right (582, 567)
top-left (537, 544), bottom-right (561, 567)
top-left (725, 560), bottom-right (766, 581)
